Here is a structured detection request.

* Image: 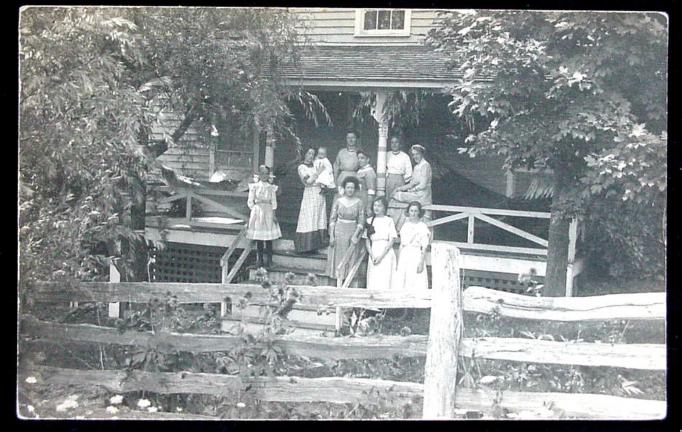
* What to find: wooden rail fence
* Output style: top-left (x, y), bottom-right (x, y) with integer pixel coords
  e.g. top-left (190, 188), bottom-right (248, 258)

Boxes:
top-left (20, 245), bottom-right (666, 419)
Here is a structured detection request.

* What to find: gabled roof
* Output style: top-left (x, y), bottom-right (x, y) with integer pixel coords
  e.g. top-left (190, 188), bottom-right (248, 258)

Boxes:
top-left (281, 45), bottom-right (462, 89)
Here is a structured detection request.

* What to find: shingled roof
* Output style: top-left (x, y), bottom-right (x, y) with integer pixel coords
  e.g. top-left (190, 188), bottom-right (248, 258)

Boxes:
top-left (281, 45), bottom-right (461, 88)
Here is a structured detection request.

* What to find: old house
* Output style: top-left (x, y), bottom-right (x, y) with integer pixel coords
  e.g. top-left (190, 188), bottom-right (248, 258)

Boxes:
top-left (142, 8), bottom-right (583, 317)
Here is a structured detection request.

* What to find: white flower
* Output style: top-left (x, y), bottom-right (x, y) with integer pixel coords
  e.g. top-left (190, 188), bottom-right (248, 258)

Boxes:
top-left (136, 399), bottom-right (151, 409)
top-left (572, 71), bottom-right (585, 82)
top-left (55, 399), bottom-right (79, 412)
top-left (105, 406), bottom-right (119, 414)
top-left (25, 376), bottom-right (37, 384)
top-left (26, 405), bottom-right (35, 413)
top-left (236, 402), bottom-right (246, 408)
top-left (147, 406), bottom-right (158, 413)
top-left (176, 407), bottom-right (183, 412)
top-left (109, 395), bottom-right (124, 405)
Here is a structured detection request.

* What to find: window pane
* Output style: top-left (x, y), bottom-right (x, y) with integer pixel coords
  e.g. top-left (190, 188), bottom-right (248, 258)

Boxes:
top-left (377, 10), bottom-right (391, 30)
top-left (364, 10), bottom-right (377, 30)
top-left (391, 10), bottom-right (405, 29)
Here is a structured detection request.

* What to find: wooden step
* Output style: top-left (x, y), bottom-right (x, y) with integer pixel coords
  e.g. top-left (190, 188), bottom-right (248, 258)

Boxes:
top-left (247, 266), bottom-right (336, 286)
top-left (271, 251), bottom-right (327, 272)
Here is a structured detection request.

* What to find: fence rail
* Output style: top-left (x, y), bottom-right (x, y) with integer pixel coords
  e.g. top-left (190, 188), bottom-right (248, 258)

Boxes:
top-left (21, 316), bottom-right (664, 370)
top-left (20, 366), bottom-right (665, 420)
top-left (29, 281), bottom-right (666, 321)
top-left (21, 246), bottom-right (666, 420)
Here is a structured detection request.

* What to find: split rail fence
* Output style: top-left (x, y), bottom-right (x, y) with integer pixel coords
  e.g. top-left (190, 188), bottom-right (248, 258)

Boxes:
top-left (19, 244), bottom-right (665, 419)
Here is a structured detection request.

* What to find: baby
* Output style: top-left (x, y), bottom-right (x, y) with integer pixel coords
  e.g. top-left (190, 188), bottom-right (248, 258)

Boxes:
top-left (313, 146), bottom-right (335, 193)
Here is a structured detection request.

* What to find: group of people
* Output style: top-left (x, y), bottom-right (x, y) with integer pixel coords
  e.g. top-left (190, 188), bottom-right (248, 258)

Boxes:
top-left (244, 129), bottom-right (433, 290)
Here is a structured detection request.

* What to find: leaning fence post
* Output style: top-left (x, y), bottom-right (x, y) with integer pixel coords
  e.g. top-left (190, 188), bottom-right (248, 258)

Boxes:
top-left (422, 242), bottom-right (462, 419)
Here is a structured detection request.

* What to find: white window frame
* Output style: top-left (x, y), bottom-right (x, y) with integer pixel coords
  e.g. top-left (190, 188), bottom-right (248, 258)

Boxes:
top-left (354, 9), bottom-right (411, 37)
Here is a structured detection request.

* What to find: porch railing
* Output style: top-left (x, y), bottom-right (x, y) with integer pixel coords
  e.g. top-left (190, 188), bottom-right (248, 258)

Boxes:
top-left (157, 186), bottom-right (249, 222)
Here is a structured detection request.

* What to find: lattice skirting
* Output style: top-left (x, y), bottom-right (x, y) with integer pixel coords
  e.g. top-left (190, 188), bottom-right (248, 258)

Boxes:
top-left (150, 242), bottom-right (227, 283)
top-left (461, 269), bottom-right (543, 294)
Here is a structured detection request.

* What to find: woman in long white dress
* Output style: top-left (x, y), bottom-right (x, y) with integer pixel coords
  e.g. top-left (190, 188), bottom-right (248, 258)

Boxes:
top-left (394, 201), bottom-right (431, 291)
top-left (363, 198), bottom-right (397, 290)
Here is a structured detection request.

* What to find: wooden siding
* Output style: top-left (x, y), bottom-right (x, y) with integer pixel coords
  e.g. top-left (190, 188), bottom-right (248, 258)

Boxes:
top-left (290, 8), bottom-right (441, 45)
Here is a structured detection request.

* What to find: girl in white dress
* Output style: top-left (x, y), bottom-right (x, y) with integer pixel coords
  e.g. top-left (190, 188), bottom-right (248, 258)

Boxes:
top-left (363, 198), bottom-right (397, 290)
top-left (246, 165), bottom-right (282, 268)
top-left (394, 201), bottom-right (431, 290)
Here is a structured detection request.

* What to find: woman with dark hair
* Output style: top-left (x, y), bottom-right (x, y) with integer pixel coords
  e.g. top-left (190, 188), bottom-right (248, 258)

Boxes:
top-left (389, 144), bottom-right (433, 226)
top-left (356, 150), bottom-right (377, 217)
top-left (394, 201), bottom-right (431, 291)
top-left (326, 176), bottom-right (365, 282)
top-left (363, 197), bottom-right (397, 290)
top-left (246, 165), bottom-right (282, 268)
top-left (333, 129), bottom-right (361, 196)
top-left (294, 148), bottom-right (328, 253)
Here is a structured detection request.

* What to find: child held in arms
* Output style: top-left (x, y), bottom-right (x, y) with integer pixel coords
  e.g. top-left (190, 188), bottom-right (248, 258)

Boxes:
top-left (313, 146), bottom-right (335, 195)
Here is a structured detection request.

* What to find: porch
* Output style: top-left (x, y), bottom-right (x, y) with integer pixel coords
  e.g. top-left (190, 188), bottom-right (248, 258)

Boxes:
top-left (144, 182), bottom-right (584, 297)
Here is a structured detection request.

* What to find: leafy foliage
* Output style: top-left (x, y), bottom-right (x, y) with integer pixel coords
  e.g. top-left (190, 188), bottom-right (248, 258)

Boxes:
top-left (427, 11), bottom-right (667, 280)
top-left (19, 7), bottom-right (319, 288)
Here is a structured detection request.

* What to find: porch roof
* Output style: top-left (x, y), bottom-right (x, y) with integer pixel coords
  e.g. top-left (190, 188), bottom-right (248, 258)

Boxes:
top-left (281, 45), bottom-right (461, 89)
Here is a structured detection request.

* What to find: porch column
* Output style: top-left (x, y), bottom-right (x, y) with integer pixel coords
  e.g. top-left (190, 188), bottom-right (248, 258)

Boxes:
top-left (371, 91), bottom-right (389, 196)
top-left (264, 125), bottom-right (275, 169)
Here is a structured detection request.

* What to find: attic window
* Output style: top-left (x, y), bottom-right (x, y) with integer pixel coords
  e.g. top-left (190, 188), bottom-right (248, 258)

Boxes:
top-left (355, 9), bottom-right (411, 37)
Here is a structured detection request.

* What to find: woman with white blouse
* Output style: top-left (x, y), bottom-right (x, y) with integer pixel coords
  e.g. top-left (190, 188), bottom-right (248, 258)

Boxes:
top-left (394, 201), bottom-right (431, 291)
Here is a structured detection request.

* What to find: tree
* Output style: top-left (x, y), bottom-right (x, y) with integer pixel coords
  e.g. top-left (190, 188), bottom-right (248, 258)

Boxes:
top-left (427, 11), bottom-right (667, 294)
top-left (19, 7), bottom-right (316, 288)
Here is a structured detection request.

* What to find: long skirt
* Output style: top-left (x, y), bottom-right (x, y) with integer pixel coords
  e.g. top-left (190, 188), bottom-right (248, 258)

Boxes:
top-left (326, 221), bottom-right (359, 281)
top-left (246, 202), bottom-right (281, 241)
top-left (385, 173), bottom-right (405, 200)
top-left (394, 245), bottom-right (429, 290)
top-left (294, 186), bottom-right (328, 252)
top-left (366, 239), bottom-right (396, 290)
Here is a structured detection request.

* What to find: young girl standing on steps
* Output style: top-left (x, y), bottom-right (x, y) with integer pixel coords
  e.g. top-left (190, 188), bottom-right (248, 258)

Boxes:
top-left (246, 165), bottom-right (281, 268)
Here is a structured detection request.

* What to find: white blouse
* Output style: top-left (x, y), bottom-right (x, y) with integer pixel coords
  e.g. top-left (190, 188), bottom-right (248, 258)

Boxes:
top-left (386, 151), bottom-right (413, 180)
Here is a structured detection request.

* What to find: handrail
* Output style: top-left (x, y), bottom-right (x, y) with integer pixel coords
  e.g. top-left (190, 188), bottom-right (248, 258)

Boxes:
top-left (341, 248), bottom-right (367, 289)
top-left (221, 226), bottom-right (248, 283)
top-left (388, 202), bottom-right (551, 219)
top-left (225, 240), bottom-right (252, 284)
top-left (336, 242), bottom-right (360, 288)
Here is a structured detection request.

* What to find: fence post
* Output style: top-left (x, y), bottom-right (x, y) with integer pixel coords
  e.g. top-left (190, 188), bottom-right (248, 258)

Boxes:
top-left (108, 260), bottom-right (121, 318)
top-left (423, 242), bottom-right (461, 419)
top-left (565, 218), bottom-right (579, 297)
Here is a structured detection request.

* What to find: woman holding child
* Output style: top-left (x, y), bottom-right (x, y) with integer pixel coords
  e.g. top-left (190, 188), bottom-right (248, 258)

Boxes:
top-left (294, 148), bottom-right (329, 253)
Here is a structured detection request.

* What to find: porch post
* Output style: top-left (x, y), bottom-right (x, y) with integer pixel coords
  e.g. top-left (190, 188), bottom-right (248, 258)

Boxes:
top-left (371, 91), bottom-right (389, 197)
top-left (264, 125), bottom-right (275, 169)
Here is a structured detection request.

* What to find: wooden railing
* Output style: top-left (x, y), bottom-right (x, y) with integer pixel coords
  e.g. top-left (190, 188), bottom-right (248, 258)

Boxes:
top-left (158, 186), bottom-right (249, 221)
top-left (389, 202), bottom-right (581, 296)
top-left (389, 202), bottom-right (557, 256)
top-left (21, 250), bottom-right (665, 419)
top-left (220, 225), bottom-right (251, 284)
